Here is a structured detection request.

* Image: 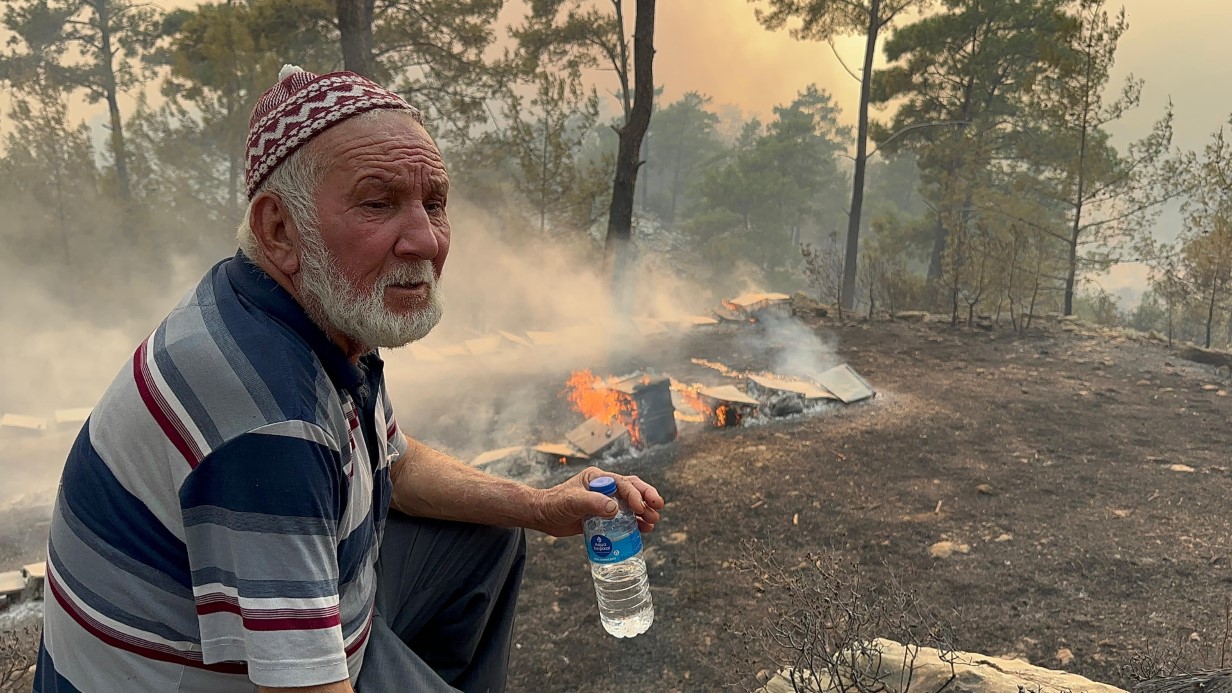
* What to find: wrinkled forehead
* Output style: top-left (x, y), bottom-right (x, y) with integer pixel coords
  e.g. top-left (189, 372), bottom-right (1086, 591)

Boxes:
top-left (314, 109), bottom-right (450, 185)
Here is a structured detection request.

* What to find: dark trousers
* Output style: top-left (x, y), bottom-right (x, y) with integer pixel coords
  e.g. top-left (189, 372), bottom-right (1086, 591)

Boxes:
top-left (356, 512), bottom-right (526, 693)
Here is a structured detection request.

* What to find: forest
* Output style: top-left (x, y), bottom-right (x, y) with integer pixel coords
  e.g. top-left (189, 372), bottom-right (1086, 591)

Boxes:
top-left (1, 0), bottom-right (1229, 347)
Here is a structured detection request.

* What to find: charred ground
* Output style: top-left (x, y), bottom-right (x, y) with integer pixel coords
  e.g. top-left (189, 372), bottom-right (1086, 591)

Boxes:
top-left (4, 315), bottom-right (1232, 692)
top-left (505, 315), bottom-right (1232, 692)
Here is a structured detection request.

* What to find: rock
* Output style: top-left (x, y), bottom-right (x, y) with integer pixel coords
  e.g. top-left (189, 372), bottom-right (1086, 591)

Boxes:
top-left (1057, 647), bottom-right (1075, 666)
top-left (893, 310), bottom-right (931, 322)
top-left (1202, 384), bottom-right (1220, 392)
top-left (928, 540), bottom-right (970, 558)
top-left (976, 484), bottom-right (995, 495)
top-left (994, 533), bottom-right (1013, 542)
top-left (665, 531), bottom-right (688, 545)
top-left (1169, 464), bottom-right (1196, 473)
top-left (758, 639), bottom-right (1126, 693)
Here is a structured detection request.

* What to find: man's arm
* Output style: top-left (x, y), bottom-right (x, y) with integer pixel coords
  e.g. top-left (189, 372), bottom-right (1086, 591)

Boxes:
top-left (389, 435), bottom-right (663, 537)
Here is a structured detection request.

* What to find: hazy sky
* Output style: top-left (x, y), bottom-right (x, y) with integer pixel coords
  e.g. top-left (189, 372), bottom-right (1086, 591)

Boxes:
top-left (655, 0), bottom-right (1228, 153)
top-left (66, 0), bottom-right (1231, 150)
top-left (9, 0), bottom-right (1232, 301)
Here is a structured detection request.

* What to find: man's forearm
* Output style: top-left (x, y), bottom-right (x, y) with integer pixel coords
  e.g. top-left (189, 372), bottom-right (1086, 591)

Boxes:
top-left (389, 435), bottom-right (543, 527)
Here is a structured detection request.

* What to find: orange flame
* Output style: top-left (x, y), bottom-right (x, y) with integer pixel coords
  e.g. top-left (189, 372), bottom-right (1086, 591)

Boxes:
top-left (671, 381), bottom-right (708, 416)
top-left (716, 404), bottom-right (730, 427)
top-left (561, 370), bottom-right (642, 447)
top-left (691, 358), bottom-right (744, 378)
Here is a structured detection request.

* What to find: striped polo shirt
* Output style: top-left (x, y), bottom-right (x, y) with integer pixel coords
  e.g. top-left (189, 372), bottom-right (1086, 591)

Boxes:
top-left (34, 252), bottom-right (405, 691)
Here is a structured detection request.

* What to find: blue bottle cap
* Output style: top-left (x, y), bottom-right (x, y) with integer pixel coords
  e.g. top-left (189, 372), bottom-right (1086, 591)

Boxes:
top-left (587, 476), bottom-right (618, 496)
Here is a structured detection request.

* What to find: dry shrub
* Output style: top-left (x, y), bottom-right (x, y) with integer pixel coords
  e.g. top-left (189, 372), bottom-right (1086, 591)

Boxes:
top-left (0, 625), bottom-right (38, 691)
top-left (726, 540), bottom-right (956, 692)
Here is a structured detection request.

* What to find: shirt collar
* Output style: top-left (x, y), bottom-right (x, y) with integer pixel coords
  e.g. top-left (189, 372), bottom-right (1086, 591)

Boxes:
top-left (225, 250), bottom-right (373, 391)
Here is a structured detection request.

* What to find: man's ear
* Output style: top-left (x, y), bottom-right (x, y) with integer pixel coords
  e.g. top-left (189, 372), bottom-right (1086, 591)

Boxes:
top-left (249, 192), bottom-right (302, 276)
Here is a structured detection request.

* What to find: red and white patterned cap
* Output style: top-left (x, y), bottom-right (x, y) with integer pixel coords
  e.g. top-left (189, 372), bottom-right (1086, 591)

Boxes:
top-left (244, 64), bottom-right (422, 199)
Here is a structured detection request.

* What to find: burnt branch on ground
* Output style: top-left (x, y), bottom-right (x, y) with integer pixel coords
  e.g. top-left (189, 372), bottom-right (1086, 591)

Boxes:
top-left (0, 626), bottom-right (38, 690)
top-left (725, 539), bottom-right (957, 693)
top-left (1123, 597), bottom-right (1232, 689)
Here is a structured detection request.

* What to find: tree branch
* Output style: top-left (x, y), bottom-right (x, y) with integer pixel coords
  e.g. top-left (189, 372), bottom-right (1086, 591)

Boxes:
top-left (868, 120), bottom-right (969, 159)
top-left (827, 38), bottom-right (861, 82)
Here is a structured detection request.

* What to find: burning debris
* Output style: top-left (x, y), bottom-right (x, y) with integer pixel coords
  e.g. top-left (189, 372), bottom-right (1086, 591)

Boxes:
top-left (0, 413), bottom-right (47, 437)
top-left (607, 375), bottom-right (678, 448)
top-left (565, 418), bottom-right (631, 458)
top-left (463, 335), bottom-right (504, 357)
top-left (632, 317), bottom-right (670, 336)
top-left (815, 364), bottom-right (876, 404)
top-left (668, 315), bottom-right (719, 329)
top-left (695, 385), bottom-right (760, 427)
top-left (561, 370), bottom-right (679, 450)
top-left (53, 408), bottom-right (91, 431)
top-left (746, 374), bottom-right (838, 417)
top-left (457, 290), bottom-right (875, 471)
top-left (497, 330), bottom-right (534, 349)
top-left (531, 442), bottom-right (591, 466)
top-left (470, 446), bottom-right (529, 468)
top-left (721, 292), bottom-right (792, 322)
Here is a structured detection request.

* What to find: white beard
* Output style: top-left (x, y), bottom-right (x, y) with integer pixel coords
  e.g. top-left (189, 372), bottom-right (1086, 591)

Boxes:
top-left (296, 225), bottom-right (444, 349)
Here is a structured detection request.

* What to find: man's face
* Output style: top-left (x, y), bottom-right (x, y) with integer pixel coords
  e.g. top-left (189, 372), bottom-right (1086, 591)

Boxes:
top-left (294, 111), bottom-right (451, 349)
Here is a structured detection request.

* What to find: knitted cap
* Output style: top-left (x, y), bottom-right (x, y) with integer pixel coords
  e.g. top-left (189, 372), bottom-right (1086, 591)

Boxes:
top-left (244, 64), bottom-right (423, 199)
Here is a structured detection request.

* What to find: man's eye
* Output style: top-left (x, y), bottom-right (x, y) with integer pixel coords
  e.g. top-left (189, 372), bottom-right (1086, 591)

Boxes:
top-left (426, 200), bottom-right (446, 214)
top-left (363, 200), bottom-right (390, 210)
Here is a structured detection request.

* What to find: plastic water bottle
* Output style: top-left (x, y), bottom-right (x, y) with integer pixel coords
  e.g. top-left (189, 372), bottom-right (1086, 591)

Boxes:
top-left (583, 476), bottom-right (654, 637)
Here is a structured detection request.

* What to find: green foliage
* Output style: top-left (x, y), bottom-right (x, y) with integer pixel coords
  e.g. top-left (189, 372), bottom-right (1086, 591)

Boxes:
top-left (690, 85), bottom-right (850, 278)
top-left (502, 69), bottom-right (604, 235)
top-left (1072, 286), bottom-right (1122, 327)
top-left (0, 86), bottom-right (102, 269)
top-left (149, 0), bottom-right (337, 217)
top-left (2, 0), bottom-right (164, 200)
top-left (510, 0), bottom-right (631, 117)
top-left (643, 92), bottom-right (724, 223)
top-left (374, 0), bottom-right (507, 140)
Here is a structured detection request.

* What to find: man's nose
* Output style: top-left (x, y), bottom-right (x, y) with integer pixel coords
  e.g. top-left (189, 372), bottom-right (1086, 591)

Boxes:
top-left (392, 202), bottom-right (440, 260)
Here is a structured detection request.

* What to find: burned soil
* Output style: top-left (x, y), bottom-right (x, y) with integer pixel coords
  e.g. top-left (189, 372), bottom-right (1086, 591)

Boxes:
top-left (502, 316), bottom-right (1232, 692)
top-left (5, 315), bottom-right (1232, 692)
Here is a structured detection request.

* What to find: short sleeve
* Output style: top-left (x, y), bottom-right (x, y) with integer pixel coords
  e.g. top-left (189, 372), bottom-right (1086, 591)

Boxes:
top-left (379, 383), bottom-right (408, 461)
top-left (178, 421), bottom-right (349, 688)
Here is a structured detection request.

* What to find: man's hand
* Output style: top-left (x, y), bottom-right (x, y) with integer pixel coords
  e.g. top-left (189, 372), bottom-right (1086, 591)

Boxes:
top-left (530, 466), bottom-right (664, 537)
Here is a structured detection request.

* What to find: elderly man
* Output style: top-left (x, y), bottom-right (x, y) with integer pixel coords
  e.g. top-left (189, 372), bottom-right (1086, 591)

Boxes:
top-left (33, 66), bottom-right (663, 693)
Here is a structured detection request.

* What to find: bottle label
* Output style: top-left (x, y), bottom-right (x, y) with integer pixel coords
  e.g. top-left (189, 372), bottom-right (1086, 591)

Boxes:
top-left (588, 531), bottom-right (643, 564)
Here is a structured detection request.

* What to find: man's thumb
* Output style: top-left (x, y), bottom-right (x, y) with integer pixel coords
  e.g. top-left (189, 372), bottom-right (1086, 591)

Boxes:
top-left (591, 493), bottom-right (618, 517)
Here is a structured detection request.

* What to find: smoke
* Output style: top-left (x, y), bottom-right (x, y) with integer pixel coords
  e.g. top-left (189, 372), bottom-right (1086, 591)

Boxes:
top-left (0, 186), bottom-right (761, 503)
top-left (0, 240), bottom-right (209, 507)
top-left (0, 122), bottom-right (848, 505)
top-left (379, 197), bottom-right (729, 461)
top-left (752, 313), bottom-right (843, 382)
